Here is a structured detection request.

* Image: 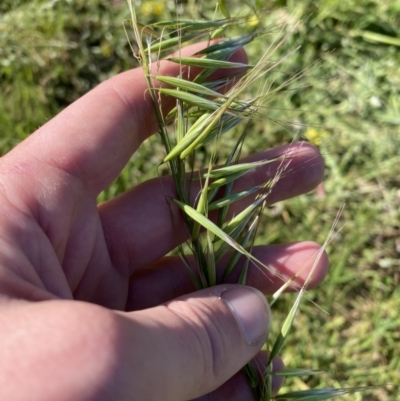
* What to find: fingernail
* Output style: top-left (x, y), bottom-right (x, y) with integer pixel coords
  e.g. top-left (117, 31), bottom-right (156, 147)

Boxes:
top-left (222, 286), bottom-right (271, 345)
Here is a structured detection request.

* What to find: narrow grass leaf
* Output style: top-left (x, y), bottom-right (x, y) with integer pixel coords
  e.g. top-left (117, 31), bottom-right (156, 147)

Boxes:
top-left (179, 112), bottom-right (221, 159)
top-left (198, 47), bottom-right (240, 62)
top-left (274, 368), bottom-right (322, 377)
top-left (275, 387), bottom-right (365, 401)
top-left (211, 25), bottom-right (228, 39)
top-left (216, 127), bottom-right (248, 228)
top-left (159, 88), bottom-right (221, 111)
top-left (208, 186), bottom-right (260, 211)
top-left (214, 214), bottom-right (254, 261)
top-left (178, 101), bottom-right (250, 159)
top-left (156, 75), bottom-right (226, 98)
top-left (243, 363), bottom-right (261, 400)
top-left (196, 34), bottom-right (256, 55)
top-left (269, 288), bottom-right (304, 362)
top-left (241, 0), bottom-right (257, 15)
top-left (176, 246), bottom-right (203, 291)
top-left (152, 19), bottom-right (229, 30)
top-left (163, 112), bottom-right (214, 162)
top-left (191, 43), bottom-right (253, 82)
top-left (135, 22), bottom-right (160, 39)
top-left (269, 272), bottom-right (301, 306)
top-left (173, 199), bottom-right (247, 252)
top-left (215, 181), bottom-right (234, 228)
top-left (350, 30), bottom-right (400, 47)
top-left (208, 171), bottom-right (249, 191)
top-left (176, 101), bottom-right (185, 142)
top-left (173, 199), bottom-right (271, 271)
top-left (189, 234), bottom-right (209, 289)
top-left (223, 219), bottom-right (256, 281)
top-left (224, 195), bottom-right (266, 234)
top-left (218, 0), bottom-right (231, 19)
top-left (270, 206), bottom-right (345, 306)
top-left (202, 115), bottom-right (245, 146)
top-left (206, 159), bottom-right (278, 179)
top-left (167, 56), bottom-right (252, 69)
top-left (193, 162), bottom-right (212, 239)
top-left (238, 216), bottom-right (259, 285)
top-left (238, 258), bottom-right (250, 286)
top-left (206, 230), bottom-right (216, 286)
top-left (185, 111), bottom-right (212, 134)
top-left (145, 32), bottom-right (206, 54)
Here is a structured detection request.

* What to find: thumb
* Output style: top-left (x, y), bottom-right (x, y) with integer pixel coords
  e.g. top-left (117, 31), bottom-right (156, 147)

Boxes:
top-left (119, 285), bottom-right (271, 401)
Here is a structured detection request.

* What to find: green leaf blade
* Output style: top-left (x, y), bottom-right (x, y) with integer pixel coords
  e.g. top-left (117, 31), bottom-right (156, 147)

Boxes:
top-left (167, 56), bottom-right (252, 69)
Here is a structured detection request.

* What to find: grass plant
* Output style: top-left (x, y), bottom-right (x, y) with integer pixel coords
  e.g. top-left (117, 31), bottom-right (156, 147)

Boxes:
top-left (127, 1), bottom-right (365, 399)
top-left (1, 0), bottom-right (399, 399)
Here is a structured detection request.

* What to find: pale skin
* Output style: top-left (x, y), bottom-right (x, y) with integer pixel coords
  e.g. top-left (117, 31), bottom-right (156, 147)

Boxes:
top-left (0, 44), bottom-right (328, 401)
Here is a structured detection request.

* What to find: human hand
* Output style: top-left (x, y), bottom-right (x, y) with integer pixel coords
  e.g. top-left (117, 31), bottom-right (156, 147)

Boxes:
top-left (0, 43), bottom-right (328, 401)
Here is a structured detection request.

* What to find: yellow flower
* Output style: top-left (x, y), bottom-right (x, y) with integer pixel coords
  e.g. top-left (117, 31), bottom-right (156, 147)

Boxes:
top-left (304, 127), bottom-right (329, 146)
top-left (141, 1), bottom-right (165, 17)
top-left (247, 15), bottom-right (259, 27)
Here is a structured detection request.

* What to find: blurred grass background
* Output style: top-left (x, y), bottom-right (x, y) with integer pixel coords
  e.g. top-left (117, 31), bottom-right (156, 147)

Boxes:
top-left (1, 0), bottom-right (399, 399)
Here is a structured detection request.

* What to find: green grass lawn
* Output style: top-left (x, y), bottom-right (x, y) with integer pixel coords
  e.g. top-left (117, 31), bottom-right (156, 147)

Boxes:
top-left (1, 0), bottom-right (399, 399)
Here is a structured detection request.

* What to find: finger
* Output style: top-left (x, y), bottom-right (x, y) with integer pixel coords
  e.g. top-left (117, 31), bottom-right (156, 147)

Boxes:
top-left (2, 287), bottom-right (269, 401)
top-left (0, 296), bottom-right (278, 401)
top-left (6, 43), bottom-right (247, 195)
top-left (120, 285), bottom-right (271, 401)
top-left (192, 352), bottom-right (284, 401)
top-left (99, 142), bottom-right (324, 273)
top-left (127, 241), bottom-right (329, 311)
